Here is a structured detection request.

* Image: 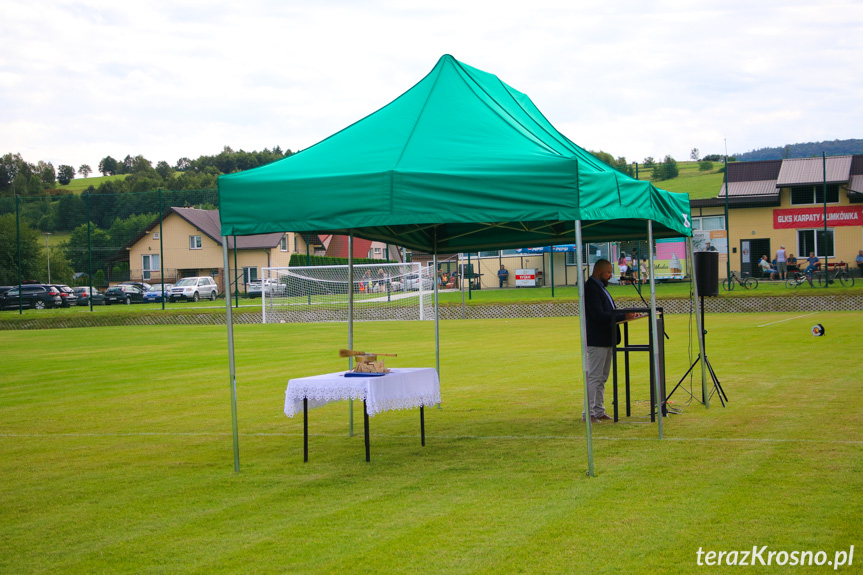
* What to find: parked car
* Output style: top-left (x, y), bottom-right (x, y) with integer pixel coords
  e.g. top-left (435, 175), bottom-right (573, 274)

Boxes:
top-left (247, 279), bottom-right (284, 298)
top-left (118, 281), bottom-right (152, 292)
top-left (143, 283), bottom-right (174, 303)
top-left (168, 276), bottom-right (219, 302)
top-left (73, 286), bottom-right (98, 306)
top-left (0, 284), bottom-right (62, 310)
top-left (49, 284), bottom-right (78, 307)
top-left (103, 284), bottom-right (145, 305)
top-left (404, 274), bottom-right (433, 291)
top-left (0, 286), bottom-right (13, 298)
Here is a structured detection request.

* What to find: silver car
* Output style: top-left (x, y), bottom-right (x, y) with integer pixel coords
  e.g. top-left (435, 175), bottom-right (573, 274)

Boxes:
top-left (168, 276), bottom-right (219, 302)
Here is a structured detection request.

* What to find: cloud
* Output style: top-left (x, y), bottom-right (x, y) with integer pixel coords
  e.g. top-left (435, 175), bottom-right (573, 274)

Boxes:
top-left (1, 0), bottom-right (862, 169)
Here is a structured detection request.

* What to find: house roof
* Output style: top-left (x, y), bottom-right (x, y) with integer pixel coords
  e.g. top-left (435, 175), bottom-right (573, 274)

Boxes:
top-left (124, 207), bottom-right (288, 251)
top-left (703, 155), bottom-right (863, 208)
top-left (173, 208), bottom-right (286, 249)
top-left (776, 155), bottom-right (853, 186)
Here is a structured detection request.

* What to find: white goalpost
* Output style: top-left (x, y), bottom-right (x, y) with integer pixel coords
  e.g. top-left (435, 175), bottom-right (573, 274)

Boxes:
top-left (260, 262), bottom-right (435, 323)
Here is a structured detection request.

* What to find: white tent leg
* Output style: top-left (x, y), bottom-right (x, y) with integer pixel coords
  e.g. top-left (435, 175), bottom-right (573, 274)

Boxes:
top-left (647, 221), bottom-right (664, 439)
top-left (348, 232), bottom-right (354, 436)
top-left (433, 251), bottom-right (440, 380)
top-left (688, 237), bottom-right (710, 407)
top-left (222, 237), bottom-right (240, 472)
top-left (574, 221), bottom-right (594, 477)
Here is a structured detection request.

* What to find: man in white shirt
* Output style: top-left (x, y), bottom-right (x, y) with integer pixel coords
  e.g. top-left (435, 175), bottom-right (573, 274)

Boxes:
top-left (776, 245), bottom-right (787, 280)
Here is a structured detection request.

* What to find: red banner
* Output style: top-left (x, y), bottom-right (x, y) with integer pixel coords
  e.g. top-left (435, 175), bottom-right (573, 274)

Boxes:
top-left (773, 206), bottom-right (863, 229)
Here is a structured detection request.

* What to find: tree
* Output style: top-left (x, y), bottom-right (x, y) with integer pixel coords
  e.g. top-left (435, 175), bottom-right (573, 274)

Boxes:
top-left (131, 155), bottom-right (152, 173)
top-left (28, 174), bottom-right (44, 196)
top-left (108, 213), bottom-right (157, 248)
top-left (155, 160), bottom-right (172, 180)
top-left (643, 156), bottom-right (655, 168)
top-left (690, 148), bottom-right (700, 161)
top-left (66, 223), bottom-right (113, 274)
top-left (122, 155), bottom-right (134, 174)
top-left (79, 164), bottom-right (92, 178)
top-left (0, 213), bottom-right (43, 284)
top-left (652, 155), bottom-right (679, 181)
top-left (98, 156), bottom-right (118, 176)
top-left (36, 161), bottom-right (55, 186)
top-left (175, 157), bottom-right (191, 171)
top-left (698, 160), bottom-right (714, 171)
top-left (57, 165), bottom-right (76, 185)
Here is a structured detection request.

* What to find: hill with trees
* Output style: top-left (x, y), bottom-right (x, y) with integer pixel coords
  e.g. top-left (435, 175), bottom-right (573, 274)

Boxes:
top-left (734, 138), bottom-right (863, 161)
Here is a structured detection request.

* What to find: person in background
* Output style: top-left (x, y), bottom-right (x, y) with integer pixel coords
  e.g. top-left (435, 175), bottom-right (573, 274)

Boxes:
top-left (617, 253), bottom-right (628, 283)
top-left (758, 255), bottom-right (778, 280)
top-left (803, 252), bottom-right (820, 280)
top-left (582, 259), bottom-right (640, 423)
top-left (787, 253), bottom-right (798, 273)
top-left (497, 265), bottom-right (509, 288)
top-left (705, 241), bottom-right (717, 252)
top-left (776, 245), bottom-right (787, 280)
top-left (856, 250), bottom-right (863, 276)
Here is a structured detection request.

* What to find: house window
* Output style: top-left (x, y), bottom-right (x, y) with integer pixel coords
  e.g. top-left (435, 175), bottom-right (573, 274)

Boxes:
top-left (280, 234), bottom-right (288, 251)
top-left (692, 216), bottom-right (725, 230)
top-left (797, 229), bottom-right (834, 259)
top-left (790, 184), bottom-right (839, 205)
top-left (294, 235), bottom-right (299, 253)
top-left (189, 235), bottom-right (202, 249)
top-left (153, 232), bottom-right (160, 240)
top-left (243, 267), bottom-right (258, 284)
top-left (142, 254), bottom-right (160, 281)
top-left (374, 247), bottom-right (382, 254)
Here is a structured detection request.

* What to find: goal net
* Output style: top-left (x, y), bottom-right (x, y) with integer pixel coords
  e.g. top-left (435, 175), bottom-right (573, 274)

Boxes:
top-left (260, 262), bottom-right (435, 323)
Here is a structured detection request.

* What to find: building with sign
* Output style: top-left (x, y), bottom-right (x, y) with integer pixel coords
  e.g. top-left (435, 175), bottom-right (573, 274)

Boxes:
top-left (690, 155), bottom-right (863, 277)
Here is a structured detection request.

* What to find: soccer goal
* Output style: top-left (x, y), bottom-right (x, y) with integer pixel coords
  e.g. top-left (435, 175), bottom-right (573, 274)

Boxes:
top-left (260, 262), bottom-right (435, 323)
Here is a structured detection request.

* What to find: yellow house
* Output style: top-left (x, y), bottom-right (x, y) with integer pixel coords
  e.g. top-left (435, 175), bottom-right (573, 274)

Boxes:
top-left (125, 207), bottom-right (315, 293)
top-left (691, 155), bottom-right (863, 278)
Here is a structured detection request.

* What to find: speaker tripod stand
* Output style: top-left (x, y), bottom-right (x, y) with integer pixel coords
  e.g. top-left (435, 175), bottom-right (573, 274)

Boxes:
top-left (666, 295), bottom-right (728, 407)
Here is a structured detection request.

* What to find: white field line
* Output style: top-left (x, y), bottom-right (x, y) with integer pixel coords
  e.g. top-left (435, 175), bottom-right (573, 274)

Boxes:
top-left (2, 431), bottom-right (862, 445)
top-left (756, 312), bottom-right (817, 327)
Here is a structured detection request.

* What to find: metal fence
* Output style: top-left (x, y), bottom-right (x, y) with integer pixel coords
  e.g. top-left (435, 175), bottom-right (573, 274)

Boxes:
top-left (2, 151), bottom-right (861, 323)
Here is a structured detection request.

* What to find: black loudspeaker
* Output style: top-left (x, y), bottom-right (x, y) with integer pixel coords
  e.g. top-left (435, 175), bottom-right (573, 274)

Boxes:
top-left (694, 251), bottom-right (719, 297)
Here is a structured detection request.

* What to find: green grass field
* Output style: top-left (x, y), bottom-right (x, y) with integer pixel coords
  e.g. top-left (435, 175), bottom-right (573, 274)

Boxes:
top-left (1, 313), bottom-right (861, 573)
top-left (56, 174), bottom-right (128, 193)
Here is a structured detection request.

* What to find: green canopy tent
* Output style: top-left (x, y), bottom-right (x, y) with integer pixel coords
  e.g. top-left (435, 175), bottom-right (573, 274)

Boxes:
top-left (218, 55), bottom-right (700, 475)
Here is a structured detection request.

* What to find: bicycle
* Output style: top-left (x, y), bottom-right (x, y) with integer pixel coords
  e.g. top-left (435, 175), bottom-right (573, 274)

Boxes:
top-left (785, 270), bottom-right (814, 288)
top-left (814, 266), bottom-right (855, 288)
top-left (722, 270), bottom-right (758, 291)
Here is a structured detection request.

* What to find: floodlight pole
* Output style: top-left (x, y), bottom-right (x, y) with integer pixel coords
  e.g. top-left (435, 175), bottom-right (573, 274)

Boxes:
top-left (647, 221), bottom-right (663, 439)
top-left (822, 152), bottom-right (828, 287)
top-left (348, 231), bottom-right (355, 436)
top-left (44, 232), bottom-right (51, 284)
top-left (222, 237), bottom-right (240, 472)
top-left (575, 221), bottom-right (594, 477)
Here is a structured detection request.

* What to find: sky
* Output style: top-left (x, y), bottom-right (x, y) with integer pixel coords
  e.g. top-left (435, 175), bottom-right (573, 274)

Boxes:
top-left (2, 0), bottom-right (862, 173)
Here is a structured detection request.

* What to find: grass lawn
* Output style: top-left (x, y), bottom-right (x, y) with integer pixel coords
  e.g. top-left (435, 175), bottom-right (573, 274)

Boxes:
top-left (56, 174), bottom-right (128, 193)
top-left (1, 313), bottom-right (861, 573)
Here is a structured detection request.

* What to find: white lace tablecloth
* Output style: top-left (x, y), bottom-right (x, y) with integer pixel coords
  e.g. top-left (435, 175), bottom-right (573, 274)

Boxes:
top-left (284, 368), bottom-right (441, 418)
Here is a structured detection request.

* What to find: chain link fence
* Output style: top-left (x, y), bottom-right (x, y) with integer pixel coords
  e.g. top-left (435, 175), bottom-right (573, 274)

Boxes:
top-left (2, 152), bottom-right (862, 327)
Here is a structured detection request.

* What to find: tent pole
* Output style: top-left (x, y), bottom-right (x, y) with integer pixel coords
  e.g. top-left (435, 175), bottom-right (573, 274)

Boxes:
top-left (434, 248), bottom-right (440, 378)
top-left (575, 221), bottom-right (594, 477)
top-left (222, 237), bottom-right (240, 472)
top-left (647, 222), bottom-right (663, 439)
top-left (688, 237), bottom-right (710, 407)
top-left (461, 254), bottom-right (466, 319)
top-left (348, 232), bottom-right (354, 436)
